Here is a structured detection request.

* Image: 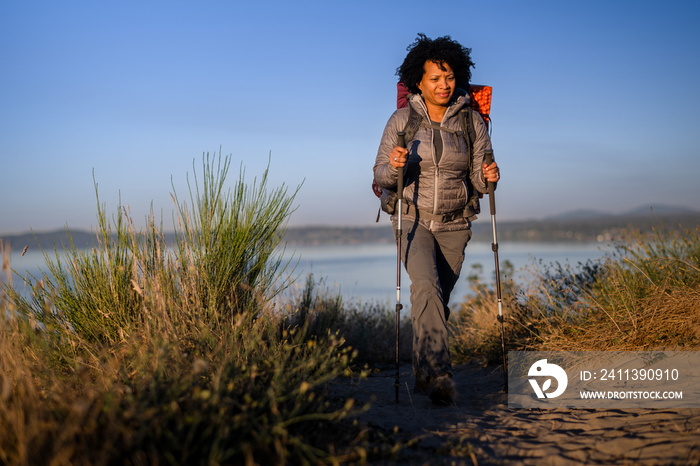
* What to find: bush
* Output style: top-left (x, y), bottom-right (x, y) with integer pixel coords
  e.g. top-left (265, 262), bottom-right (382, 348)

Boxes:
top-left (535, 227), bottom-right (700, 350)
top-left (450, 260), bottom-right (517, 365)
top-left (1, 152), bottom-right (366, 465)
top-left (283, 274), bottom-right (412, 365)
top-left (450, 226), bottom-right (700, 363)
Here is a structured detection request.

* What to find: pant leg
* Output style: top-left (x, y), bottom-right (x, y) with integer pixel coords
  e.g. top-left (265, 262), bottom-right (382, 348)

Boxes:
top-left (396, 219), bottom-right (471, 380)
top-left (434, 227), bottom-right (472, 321)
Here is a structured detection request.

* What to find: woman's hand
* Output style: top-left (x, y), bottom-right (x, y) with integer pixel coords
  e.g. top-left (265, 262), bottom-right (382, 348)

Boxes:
top-left (389, 146), bottom-right (408, 169)
top-left (482, 162), bottom-right (500, 183)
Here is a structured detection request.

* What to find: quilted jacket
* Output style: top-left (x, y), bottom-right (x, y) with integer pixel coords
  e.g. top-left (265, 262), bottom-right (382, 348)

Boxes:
top-left (373, 92), bottom-right (493, 231)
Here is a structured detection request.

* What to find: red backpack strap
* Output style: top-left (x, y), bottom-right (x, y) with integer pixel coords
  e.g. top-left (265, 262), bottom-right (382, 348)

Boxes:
top-left (397, 82), bottom-right (410, 109)
top-left (373, 82), bottom-right (412, 201)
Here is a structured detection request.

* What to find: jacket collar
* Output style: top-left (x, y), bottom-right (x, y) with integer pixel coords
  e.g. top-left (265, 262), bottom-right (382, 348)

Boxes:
top-left (408, 89), bottom-right (470, 121)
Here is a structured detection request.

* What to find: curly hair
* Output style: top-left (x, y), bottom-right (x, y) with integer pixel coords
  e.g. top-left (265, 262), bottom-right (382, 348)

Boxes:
top-left (396, 33), bottom-right (475, 95)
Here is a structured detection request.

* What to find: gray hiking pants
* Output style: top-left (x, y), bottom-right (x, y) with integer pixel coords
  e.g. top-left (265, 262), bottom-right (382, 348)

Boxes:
top-left (394, 217), bottom-right (472, 381)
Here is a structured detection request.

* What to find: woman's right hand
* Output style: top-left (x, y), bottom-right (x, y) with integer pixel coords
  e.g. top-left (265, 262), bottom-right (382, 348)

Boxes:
top-left (389, 146), bottom-right (408, 169)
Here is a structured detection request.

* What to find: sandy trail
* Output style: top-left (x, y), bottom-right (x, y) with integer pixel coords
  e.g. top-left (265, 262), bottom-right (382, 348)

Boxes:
top-left (330, 362), bottom-right (700, 465)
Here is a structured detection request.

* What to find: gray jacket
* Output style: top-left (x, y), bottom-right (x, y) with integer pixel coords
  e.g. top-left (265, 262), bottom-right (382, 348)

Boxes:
top-left (373, 93), bottom-right (493, 232)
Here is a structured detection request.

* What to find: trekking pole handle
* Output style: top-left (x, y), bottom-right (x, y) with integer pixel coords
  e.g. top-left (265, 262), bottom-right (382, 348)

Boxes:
top-left (484, 149), bottom-right (494, 165)
top-left (396, 132), bottom-right (406, 195)
top-left (397, 131), bottom-right (406, 148)
top-left (484, 149), bottom-right (496, 215)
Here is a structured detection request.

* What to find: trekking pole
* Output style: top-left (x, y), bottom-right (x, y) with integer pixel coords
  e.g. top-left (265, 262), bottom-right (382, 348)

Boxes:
top-left (484, 149), bottom-right (508, 392)
top-left (394, 131), bottom-right (406, 403)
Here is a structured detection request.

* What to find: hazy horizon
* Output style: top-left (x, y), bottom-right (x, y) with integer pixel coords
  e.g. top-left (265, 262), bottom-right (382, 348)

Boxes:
top-left (2, 201), bottom-right (698, 239)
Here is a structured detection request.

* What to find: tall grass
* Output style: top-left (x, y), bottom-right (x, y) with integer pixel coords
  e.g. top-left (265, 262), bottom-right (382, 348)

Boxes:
top-left (11, 153), bottom-right (297, 345)
top-left (536, 227), bottom-right (700, 350)
top-left (5, 149), bottom-right (698, 463)
top-left (450, 261), bottom-right (517, 365)
top-left (1, 152), bottom-right (366, 465)
top-left (283, 274), bottom-right (413, 365)
top-left (172, 154), bottom-right (297, 323)
top-left (451, 226), bottom-right (700, 362)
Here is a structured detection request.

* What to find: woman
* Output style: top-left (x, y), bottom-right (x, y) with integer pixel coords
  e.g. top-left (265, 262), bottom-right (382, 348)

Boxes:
top-left (373, 34), bottom-right (500, 405)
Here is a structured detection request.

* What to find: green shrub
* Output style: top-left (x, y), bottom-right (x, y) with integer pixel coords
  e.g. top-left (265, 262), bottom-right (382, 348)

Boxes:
top-left (1, 152), bottom-right (367, 465)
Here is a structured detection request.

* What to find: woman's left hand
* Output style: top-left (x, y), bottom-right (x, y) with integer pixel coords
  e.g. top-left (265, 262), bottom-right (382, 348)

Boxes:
top-left (482, 162), bottom-right (500, 183)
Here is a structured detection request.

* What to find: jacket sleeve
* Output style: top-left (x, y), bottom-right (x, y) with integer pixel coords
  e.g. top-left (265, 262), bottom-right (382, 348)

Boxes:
top-left (373, 109), bottom-right (408, 190)
top-left (469, 111), bottom-right (493, 194)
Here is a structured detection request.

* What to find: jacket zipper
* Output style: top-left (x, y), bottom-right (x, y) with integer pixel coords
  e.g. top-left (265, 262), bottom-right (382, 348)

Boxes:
top-left (431, 108), bottom-right (449, 231)
top-left (416, 97), bottom-right (458, 231)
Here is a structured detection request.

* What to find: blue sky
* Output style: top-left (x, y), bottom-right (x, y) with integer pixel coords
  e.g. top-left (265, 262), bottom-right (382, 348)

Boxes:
top-left (1, 0), bottom-right (699, 235)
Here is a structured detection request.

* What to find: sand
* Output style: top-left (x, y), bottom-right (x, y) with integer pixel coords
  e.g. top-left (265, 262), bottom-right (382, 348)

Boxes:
top-left (330, 362), bottom-right (700, 465)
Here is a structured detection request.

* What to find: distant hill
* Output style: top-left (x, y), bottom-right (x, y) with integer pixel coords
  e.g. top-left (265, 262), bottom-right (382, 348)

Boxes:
top-left (2, 208), bottom-right (700, 251)
top-left (283, 225), bottom-right (394, 246)
top-left (543, 209), bottom-right (613, 221)
top-left (544, 205), bottom-right (698, 221)
top-left (0, 225), bottom-right (396, 252)
top-left (622, 204), bottom-right (698, 217)
top-left (0, 229), bottom-right (98, 253)
top-left (488, 209), bottom-right (700, 244)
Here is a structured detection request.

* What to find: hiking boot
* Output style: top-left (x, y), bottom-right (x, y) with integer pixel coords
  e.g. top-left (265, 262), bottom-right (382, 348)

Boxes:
top-left (429, 373), bottom-right (455, 406)
top-left (413, 375), bottom-right (433, 395)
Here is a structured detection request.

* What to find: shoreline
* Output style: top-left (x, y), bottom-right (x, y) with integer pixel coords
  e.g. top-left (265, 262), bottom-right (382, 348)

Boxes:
top-left (2, 211), bottom-right (700, 251)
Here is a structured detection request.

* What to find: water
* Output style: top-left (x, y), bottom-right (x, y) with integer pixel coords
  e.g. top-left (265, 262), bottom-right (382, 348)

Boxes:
top-left (282, 241), bottom-right (613, 308)
top-left (4, 241), bottom-right (614, 309)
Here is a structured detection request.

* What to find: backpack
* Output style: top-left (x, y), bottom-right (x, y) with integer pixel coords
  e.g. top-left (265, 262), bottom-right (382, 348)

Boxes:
top-left (373, 82), bottom-right (493, 222)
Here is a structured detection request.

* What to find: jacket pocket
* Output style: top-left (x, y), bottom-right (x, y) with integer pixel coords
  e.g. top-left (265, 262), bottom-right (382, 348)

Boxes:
top-left (380, 189), bottom-right (397, 215)
top-left (459, 178), bottom-right (469, 205)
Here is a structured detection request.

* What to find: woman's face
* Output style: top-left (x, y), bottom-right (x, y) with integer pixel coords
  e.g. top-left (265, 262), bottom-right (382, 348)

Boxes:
top-left (417, 60), bottom-right (455, 110)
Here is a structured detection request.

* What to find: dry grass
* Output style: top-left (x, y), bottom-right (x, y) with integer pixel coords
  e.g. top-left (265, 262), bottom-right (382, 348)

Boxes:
top-left (282, 274), bottom-right (413, 365)
top-left (450, 226), bottom-right (700, 362)
top-left (0, 154), bottom-right (371, 465)
top-left (4, 152), bottom-right (699, 464)
top-left (532, 227), bottom-right (700, 351)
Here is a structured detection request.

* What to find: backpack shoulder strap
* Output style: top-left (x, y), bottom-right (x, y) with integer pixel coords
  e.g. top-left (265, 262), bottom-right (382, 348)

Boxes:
top-left (404, 104), bottom-right (471, 141)
top-left (459, 107), bottom-right (482, 219)
top-left (401, 104), bottom-right (423, 144)
top-left (420, 120), bottom-right (461, 134)
top-left (458, 107), bottom-right (477, 170)
top-left (404, 104), bottom-right (477, 167)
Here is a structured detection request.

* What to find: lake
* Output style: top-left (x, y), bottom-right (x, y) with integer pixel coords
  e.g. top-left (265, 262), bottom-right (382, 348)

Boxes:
top-left (283, 241), bottom-right (613, 308)
top-left (4, 241), bottom-right (614, 310)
